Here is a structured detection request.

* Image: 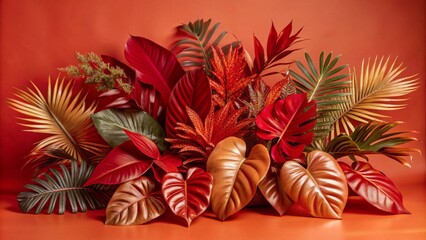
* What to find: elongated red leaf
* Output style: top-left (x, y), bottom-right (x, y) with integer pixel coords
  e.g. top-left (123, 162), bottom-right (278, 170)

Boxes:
top-left (106, 176), bottom-right (166, 225)
top-left (124, 129), bottom-right (161, 160)
top-left (125, 36), bottom-right (185, 104)
top-left (154, 154), bottom-right (182, 172)
top-left (84, 141), bottom-right (152, 186)
top-left (339, 161), bottom-right (409, 214)
top-left (256, 93), bottom-right (316, 160)
top-left (252, 36), bottom-right (265, 74)
top-left (162, 167), bottom-right (213, 226)
top-left (166, 69), bottom-right (212, 139)
top-left (258, 166), bottom-right (292, 215)
top-left (281, 150), bottom-right (348, 219)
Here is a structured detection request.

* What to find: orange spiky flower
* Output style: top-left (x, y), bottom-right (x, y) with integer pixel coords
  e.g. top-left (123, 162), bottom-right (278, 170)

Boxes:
top-left (166, 103), bottom-right (252, 165)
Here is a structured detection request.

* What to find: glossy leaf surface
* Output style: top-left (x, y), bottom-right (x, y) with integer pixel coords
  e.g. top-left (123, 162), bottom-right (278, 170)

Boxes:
top-left (339, 161), bottom-right (409, 214)
top-left (166, 69), bottom-right (211, 139)
top-left (256, 93), bottom-right (316, 160)
top-left (92, 109), bottom-right (167, 152)
top-left (106, 176), bottom-right (166, 225)
top-left (258, 165), bottom-right (292, 215)
top-left (125, 36), bottom-right (185, 104)
top-left (84, 141), bottom-right (152, 186)
top-left (162, 168), bottom-right (213, 226)
top-left (281, 150), bottom-right (348, 219)
top-left (206, 137), bottom-right (270, 220)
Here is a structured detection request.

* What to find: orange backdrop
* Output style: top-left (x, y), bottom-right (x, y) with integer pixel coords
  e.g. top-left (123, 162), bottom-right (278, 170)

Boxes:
top-left (0, 0), bottom-right (425, 194)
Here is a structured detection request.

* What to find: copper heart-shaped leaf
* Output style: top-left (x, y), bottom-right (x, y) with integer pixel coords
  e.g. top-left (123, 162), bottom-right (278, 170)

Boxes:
top-left (162, 167), bottom-right (213, 226)
top-left (105, 176), bottom-right (166, 225)
top-left (258, 165), bottom-right (292, 216)
top-left (206, 137), bottom-right (270, 221)
top-left (339, 161), bottom-right (409, 214)
top-left (281, 150), bottom-right (348, 219)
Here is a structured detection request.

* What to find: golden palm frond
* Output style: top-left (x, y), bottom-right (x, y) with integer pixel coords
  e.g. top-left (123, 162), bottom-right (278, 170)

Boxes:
top-left (9, 77), bottom-right (109, 165)
top-left (330, 57), bottom-right (418, 137)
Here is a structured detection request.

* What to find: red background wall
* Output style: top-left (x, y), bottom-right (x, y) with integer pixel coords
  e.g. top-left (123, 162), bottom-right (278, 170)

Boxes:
top-left (0, 0), bottom-right (424, 193)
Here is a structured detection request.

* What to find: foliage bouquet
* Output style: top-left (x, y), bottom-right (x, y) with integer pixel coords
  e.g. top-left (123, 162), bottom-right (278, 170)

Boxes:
top-left (10, 19), bottom-right (419, 226)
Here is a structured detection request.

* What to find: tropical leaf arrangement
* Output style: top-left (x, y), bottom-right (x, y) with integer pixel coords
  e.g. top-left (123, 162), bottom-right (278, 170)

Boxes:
top-left (9, 19), bottom-right (419, 226)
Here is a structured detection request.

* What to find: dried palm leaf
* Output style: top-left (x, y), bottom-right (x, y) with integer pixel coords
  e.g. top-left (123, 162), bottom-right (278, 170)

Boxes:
top-left (330, 57), bottom-right (418, 137)
top-left (9, 77), bottom-right (109, 165)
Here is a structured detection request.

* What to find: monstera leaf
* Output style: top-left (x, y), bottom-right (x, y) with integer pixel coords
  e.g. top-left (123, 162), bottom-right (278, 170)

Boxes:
top-left (105, 176), bottom-right (166, 225)
top-left (92, 108), bottom-right (167, 151)
top-left (256, 93), bottom-right (316, 161)
top-left (166, 69), bottom-right (211, 139)
top-left (125, 36), bottom-right (185, 104)
top-left (206, 137), bottom-right (270, 220)
top-left (258, 165), bottom-right (293, 215)
top-left (339, 161), bottom-right (409, 214)
top-left (162, 168), bottom-right (213, 226)
top-left (281, 150), bottom-right (348, 219)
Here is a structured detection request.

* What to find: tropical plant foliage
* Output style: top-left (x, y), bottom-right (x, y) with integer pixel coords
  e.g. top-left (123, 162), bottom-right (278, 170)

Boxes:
top-left (18, 161), bottom-right (113, 214)
top-left (10, 19), bottom-right (419, 227)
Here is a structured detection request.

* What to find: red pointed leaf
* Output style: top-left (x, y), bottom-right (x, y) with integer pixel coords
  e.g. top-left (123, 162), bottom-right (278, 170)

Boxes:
top-left (256, 93), bottom-right (316, 159)
top-left (84, 141), bottom-right (153, 186)
top-left (124, 129), bottom-right (161, 160)
top-left (267, 22), bottom-right (278, 59)
top-left (166, 69), bottom-right (212, 139)
top-left (339, 161), bottom-right (409, 214)
top-left (154, 154), bottom-right (182, 173)
top-left (252, 35), bottom-right (265, 74)
top-left (125, 36), bottom-right (185, 103)
top-left (162, 167), bottom-right (213, 226)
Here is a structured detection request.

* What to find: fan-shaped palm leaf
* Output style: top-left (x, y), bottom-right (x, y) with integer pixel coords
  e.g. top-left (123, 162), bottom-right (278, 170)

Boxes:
top-left (18, 161), bottom-right (114, 214)
top-left (8, 77), bottom-right (109, 164)
top-left (171, 19), bottom-right (232, 72)
top-left (325, 122), bottom-right (418, 167)
top-left (290, 52), bottom-right (350, 138)
top-left (330, 57), bottom-right (418, 137)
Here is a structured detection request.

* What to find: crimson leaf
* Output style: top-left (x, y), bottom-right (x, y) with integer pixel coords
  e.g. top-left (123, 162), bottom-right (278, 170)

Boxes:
top-left (339, 161), bottom-right (409, 214)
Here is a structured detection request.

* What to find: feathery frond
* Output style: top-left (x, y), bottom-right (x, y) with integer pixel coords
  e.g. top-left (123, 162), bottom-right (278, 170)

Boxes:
top-left (8, 77), bottom-right (110, 163)
top-left (330, 57), bottom-right (418, 137)
top-left (290, 52), bottom-right (350, 139)
top-left (166, 103), bottom-right (252, 164)
top-left (18, 161), bottom-right (114, 214)
top-left (171, 19), bottom-right (232, 72)
top-left (209, 46), bottom-right (252, 107)
top-left (325, 122), bottom-right (418, 167)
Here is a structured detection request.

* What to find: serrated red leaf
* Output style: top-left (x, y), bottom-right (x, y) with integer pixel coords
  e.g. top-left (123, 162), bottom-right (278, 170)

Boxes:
top-left (256, 93), bottom-right (316, 160)
top-left (124, 36), bottom-right (185, 104)
top-left (124, 129), bottom-right (161, 160)
top-left (166, 69), bottom-right (212, 139)
top-left (339, 161), bottom-right (409, 214)
top-left (84, 141), bottom-right (152, 186)
top-left (162, 167), bottom-right (213, 226)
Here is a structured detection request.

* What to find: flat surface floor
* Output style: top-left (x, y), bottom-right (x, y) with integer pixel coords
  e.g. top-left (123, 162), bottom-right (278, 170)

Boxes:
top-left (1, 183), bottom-right (425, 240)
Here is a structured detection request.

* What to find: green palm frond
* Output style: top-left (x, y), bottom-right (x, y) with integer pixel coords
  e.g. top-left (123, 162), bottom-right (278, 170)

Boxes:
top-left (290, 52), bottom-right (351, 138)
top-left (18, 161), bottom-right (114, 214)
top-left (330, 57), bottom-right (418, 137)
top-left (325, 122), bottom-right (418, 167)
top-left (8, 77), bottom-right (110, 164)
top-left (171, 19), bottom-right (234, 72)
